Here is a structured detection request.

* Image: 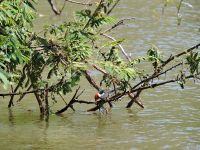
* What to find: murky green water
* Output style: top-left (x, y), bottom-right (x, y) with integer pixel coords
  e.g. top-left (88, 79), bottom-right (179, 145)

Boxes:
top-left (0, 1), bottom-right (200, 150)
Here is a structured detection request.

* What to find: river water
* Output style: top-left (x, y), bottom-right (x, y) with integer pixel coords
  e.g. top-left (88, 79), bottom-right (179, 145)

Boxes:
top-left (0, 0), bottom-right (200, 150)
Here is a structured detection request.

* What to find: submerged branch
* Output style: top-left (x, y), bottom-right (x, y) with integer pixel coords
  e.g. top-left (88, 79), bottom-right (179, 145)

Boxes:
top-left (55, 86), bottom-right (85, 114)
top-left (74, 99), bottom-right (94, 104)
top-left (127, 90), bottom-right (144, 108)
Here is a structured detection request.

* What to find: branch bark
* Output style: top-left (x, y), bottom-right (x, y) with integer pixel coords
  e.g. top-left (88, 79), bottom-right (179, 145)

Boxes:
top-left (127, 90), bottom-right (144, 108)
top-left (55, 86), bottom-right (82, 114)
top-left (48, 0), bottom-right (60, 15)
top-left (101, 33), bottom-right (131, 61)
top-left (8, 65), bottom-right (27, 107)
top-left (103, 17), bottom-right (135, 33)
top-left (65, 0), bottom-right (92, 6)
top-left (84, 71), bottom-right (100, 90)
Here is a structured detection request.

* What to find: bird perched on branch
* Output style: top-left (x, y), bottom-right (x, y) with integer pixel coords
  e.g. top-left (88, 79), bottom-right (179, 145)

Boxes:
top-left (94, 89), bottom-right (109, 113)
top-left (87, 89), bottom-right (113, 112)
top-left (94, 89), bottom-right (107, 102)
top-left (95, 89), bottom-right (113, 106)
top-left (94, 89), bottom-right (110, 102)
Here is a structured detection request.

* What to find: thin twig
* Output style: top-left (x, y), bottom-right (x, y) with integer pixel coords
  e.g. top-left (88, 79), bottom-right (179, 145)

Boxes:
top-left (0, 88), bottom-right (49, 97)
top-left (16, 85), bottom-right (32, 102)
top-left (132, 62), bottom-right (183, 90)
top-left (83, 0), bottom-right (104, 30)
top-left (103, 17), bottom-right (135, 33)
top-left (160, 43), bottom-right (200, 68)
top-left (55, 86), bottom-right (80, 114)
top-left (107, 0), bottom-right (120, 15)
top-left (65, 0), bottom-right (92, 6)
top-left (48, 0), bottom-right (60, 15)
top-left (58, 93), bottom-right (68, 105)
top-left (101, 33), bottom-right (131, 61)
top-left (106, 73), bottom-right (199, 104)
top-left (58, 93), bottom-right (75, 111)
top-left (177, 0), bottom-right (183, 14)
top-left (8, 65), bottom-right (27, 107)
top-left (76, 89), bottom-right (85, 99)
top-left (84, 71), bottom-right (100, 90)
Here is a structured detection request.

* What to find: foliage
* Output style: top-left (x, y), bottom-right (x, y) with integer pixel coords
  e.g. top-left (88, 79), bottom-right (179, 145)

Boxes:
top-left (0, 0), bottom-right (199, 117)
top-left (186, 52), bottom-right (200, 75)
top-left (147, 45), bottom-right (163, 70)
top-left (0, 0), bottom-right (36, 86)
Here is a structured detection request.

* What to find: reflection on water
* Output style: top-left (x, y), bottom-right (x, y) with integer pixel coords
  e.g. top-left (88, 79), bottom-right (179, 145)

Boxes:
top-left (0, 0), bottom-right (200, 150)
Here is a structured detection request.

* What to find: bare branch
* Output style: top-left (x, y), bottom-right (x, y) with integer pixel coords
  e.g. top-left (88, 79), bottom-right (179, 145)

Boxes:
top-left (83, 0), bottom-right (104, 30)
top-left (127, 91), bottom-right (144, 108)
top-left (101, 33), bottom-right (131, 61)
top-left (55, 86), bottom-right (81, 114)
top-left (132, 63), bottom-right (183, 90)
top-left (74, 99), bottom-right (94, 104)
top-left (103, 17), bottom-right (135, 33)
top-left (106, 73), bottom-right (199, 105)
top-left (48, 0), bottom-right (60, 15)
top-left (107, 0), bottom-right (120, 15)
top-left (84, 71), bottom-right (100, 90)
top-left (131, 74), bottom-right (199, 93)
top-left (90, 63), bottom-right (108, 75)
top-left (160, 43), bottom-right (200, 68)
top-left (44, 83), bottom-right (49, 117)
top-left (16, 85), bottom-right (32, 102)
top-left (65, 0), bottom-right (92, 6)
top-left (8, 65), bottom-right (27, 107)
top-left (58, 93), bottom-right (75, 111)
top-left (0, 88), bottom-right (46, 97)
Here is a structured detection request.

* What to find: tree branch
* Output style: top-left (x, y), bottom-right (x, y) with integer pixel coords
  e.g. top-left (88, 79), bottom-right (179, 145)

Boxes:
top-left (107, 0), bottom-right (120, 15)
top-left (74, 99), bottom-right (94, 104)
top-left (55, 86), bottom-right (82, 114)
top-left (160, 43), bottom-right (200, 68)
top-left (132, 62), bottom-right (183, 90)
top-left (48, 0), bottom-right (60, 15)
top-left (8, 65), bottom-right (27, 107)
top-left (65, 0), bottom-right (92, 6)
top-left (83, 0), bottom-right (104, 30)
top-left (101, 33), bottom-right (131, 61)
top-left (126, 90), bottom-right (144, 108)
top-left (103, 17), bottom-right (135, 33)
top-left (84, 71), bottom-right (100, 90)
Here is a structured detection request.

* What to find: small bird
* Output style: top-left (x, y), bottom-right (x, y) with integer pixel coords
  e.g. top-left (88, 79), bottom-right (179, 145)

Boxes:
top-left (94, 89), bottom-right (106, 102)
top-left (94, 89), bottom-right (113, 107)
top-left (87, 89), bottom-right (113, 112)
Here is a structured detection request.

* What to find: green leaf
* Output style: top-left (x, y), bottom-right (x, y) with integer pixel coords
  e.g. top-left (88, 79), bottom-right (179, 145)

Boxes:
top-left (0, 69), bottom-right (10, 88)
